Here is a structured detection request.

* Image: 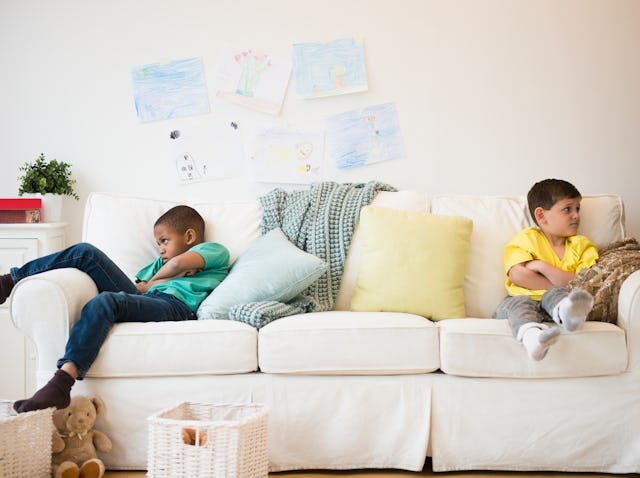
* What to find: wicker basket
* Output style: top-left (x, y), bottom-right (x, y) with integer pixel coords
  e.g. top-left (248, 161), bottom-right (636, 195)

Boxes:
top-left (0, 400), bottom-right (54, 478)
top-left (147, 402), bottom-right (269, 478)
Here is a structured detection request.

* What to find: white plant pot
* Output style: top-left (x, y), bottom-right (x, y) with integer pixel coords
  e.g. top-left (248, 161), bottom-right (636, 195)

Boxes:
top-left (21, 193), bottom-right (64, 222)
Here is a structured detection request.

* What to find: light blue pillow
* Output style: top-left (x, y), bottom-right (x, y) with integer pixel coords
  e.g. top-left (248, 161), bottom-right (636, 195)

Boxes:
top-left (197, 228), bottom-right (328, 320)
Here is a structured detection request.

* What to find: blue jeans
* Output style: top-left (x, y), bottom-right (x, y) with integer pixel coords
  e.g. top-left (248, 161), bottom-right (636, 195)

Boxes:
top-left (10, 242), bottom-right (195, 379)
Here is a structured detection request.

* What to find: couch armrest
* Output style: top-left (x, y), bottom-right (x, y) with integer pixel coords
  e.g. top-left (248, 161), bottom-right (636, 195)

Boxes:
top-left (617, 269), bottom-right (640, 371)
top-left (9, 269), bottom-right (98, 375)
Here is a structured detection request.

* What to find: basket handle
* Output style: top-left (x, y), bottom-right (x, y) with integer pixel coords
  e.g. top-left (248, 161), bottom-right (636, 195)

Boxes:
top-left (181, 427), bottom-right (209, 446)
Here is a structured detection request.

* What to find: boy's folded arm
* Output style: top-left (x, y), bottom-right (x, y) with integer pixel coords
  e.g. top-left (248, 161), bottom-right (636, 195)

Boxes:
top-left (525, 260), bottom-right (575, 287)
top-left (509, 263), bottom-right (553, 291)
top-left (151, 251), bottom-right (206, 282)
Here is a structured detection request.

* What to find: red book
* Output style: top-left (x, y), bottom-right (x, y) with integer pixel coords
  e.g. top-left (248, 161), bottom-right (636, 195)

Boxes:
top-left (0, 197), bottom-right (42, 223)
top-left (0, 198), bottom-right (42, 209)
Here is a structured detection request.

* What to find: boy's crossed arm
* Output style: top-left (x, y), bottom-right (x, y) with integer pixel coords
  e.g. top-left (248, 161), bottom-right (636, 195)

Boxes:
top-left (509, 260), bottom-right (576, 291)
top-left (136, 251), bottom-right (205, 293)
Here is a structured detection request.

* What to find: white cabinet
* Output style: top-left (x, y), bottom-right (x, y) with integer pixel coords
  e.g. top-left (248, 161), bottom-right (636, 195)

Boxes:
top-left (0, 223), bottom-right (67, 399)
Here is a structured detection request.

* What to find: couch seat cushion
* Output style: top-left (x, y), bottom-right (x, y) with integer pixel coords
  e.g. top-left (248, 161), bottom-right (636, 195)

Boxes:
top-left (258, 311), bottom-right (439, 374)
top-left (86, 320), bottom-right (257, 378)
top-left (438, 318), bottom-right (627, 378)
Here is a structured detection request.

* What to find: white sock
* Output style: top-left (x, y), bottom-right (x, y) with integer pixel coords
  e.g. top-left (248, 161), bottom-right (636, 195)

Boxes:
top-left (521, 325), bottom-right (561, 361)
top-left (553, 289), bottom-right (594, 332)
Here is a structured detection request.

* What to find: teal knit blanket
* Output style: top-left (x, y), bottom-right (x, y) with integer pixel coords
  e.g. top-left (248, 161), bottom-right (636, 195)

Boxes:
top-left (228, 181), bottom-right (396, 328)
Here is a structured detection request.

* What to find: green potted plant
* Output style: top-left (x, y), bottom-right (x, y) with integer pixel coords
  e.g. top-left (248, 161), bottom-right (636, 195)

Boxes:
top-left (18, 153), bottom-right (79, 222)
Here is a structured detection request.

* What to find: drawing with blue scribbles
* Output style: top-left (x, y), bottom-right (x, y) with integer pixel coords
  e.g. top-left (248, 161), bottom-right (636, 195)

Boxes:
top-left (327, 103), bottom-right (404, 169)
top-left (131, 57), bottom-right (209, 123)
top-left (292, 37), bottom-right (368, 99)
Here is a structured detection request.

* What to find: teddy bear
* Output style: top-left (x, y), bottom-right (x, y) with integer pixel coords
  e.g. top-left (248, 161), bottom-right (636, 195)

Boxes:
top-left (51, 395), bottom-right (113, 478)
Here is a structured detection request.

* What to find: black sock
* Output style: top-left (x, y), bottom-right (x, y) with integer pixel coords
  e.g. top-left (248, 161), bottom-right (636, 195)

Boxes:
top-left (0, 273), bottom-right (14, 305)
top-left (13, 369), bottom-right (75, 413)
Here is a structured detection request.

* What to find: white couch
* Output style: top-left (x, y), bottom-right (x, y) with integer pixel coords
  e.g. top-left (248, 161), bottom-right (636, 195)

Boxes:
top-left (9, 190), bottom-right (640, 473)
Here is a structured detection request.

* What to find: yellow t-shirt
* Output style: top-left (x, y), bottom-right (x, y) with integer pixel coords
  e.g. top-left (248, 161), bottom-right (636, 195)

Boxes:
top-left (504, 227), bottom-right (598, 300)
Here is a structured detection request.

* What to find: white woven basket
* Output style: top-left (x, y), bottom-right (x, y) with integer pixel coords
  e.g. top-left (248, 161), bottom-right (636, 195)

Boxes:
top-left (147, 402), bottom-right (269, 478)
top-left (0, 400), bottom-right (54, 478)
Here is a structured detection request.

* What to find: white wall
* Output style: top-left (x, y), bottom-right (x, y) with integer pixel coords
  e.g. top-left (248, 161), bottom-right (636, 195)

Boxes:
top-left (1, 0), bottom-right (639, 244)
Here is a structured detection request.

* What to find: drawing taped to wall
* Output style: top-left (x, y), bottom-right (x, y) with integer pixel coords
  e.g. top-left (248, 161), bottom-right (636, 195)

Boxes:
top-left (326, 102), bottom-right (404, 170)
top-left (214, 45), bottom-right (291, 115)
top-left (131, 57), bottom-right (210, 123)
top-left (248, 127), bottom-right (324, 184)
top-left (167, 119), bottom-right (244, 184)
top-left (292, 37), bottom-right (368, 99)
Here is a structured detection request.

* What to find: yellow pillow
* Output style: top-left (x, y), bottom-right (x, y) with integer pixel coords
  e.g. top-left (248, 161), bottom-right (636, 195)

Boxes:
top-left (350, 206), bottom-right (473, 320)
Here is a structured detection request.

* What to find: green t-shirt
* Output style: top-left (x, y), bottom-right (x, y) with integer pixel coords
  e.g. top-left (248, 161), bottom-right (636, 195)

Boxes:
top-left (135, 242), bottom-right (229, 312)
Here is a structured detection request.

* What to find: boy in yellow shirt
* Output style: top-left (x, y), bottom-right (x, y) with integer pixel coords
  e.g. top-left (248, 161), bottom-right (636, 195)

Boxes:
top-left (493, 179), bottom-right (598, 360)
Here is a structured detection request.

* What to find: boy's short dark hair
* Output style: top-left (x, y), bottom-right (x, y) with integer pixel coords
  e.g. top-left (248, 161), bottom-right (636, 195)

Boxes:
top-left (527, 179), bottom-right (581, 224)
top-left (155, 205), bottom-right (205, 240)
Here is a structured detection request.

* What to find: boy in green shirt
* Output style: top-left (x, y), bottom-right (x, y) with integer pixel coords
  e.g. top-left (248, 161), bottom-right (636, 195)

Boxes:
top-left (1, 205), bottom-right (229, 412)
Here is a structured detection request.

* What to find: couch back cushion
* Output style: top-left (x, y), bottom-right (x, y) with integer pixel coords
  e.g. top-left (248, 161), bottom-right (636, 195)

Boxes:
top-left (187, 199), bottom-right (261, 263)
top-left (431, 195), bottom-right (530, 318)
top-left (83, 193), bottom-right (181, 281)
top-left (575, 195), bottom-right (626, 249)
top-left (83, 193), bottom-right (261, 281)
